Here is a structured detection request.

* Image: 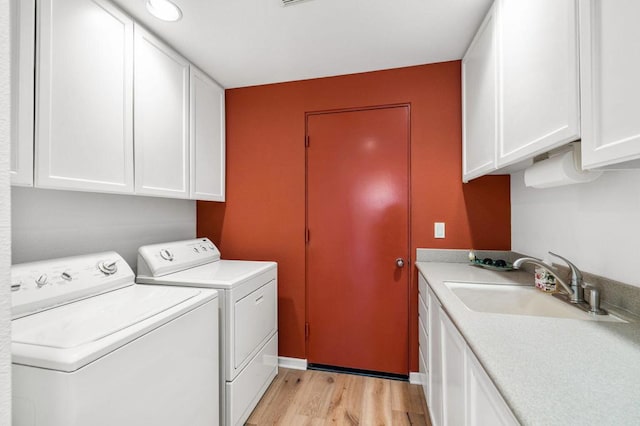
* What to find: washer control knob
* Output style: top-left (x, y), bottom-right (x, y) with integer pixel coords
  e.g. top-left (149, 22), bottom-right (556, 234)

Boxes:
top-left (160, 249), bottom-right (174, 261)
top-left (61, 271), bottom-right (73, 281)
top-left (35, 274), bottom-right (48, 288)
top-left (98, 260), bottom-right (118, 275)
top-left (11, 281), bottom-right (22, 292)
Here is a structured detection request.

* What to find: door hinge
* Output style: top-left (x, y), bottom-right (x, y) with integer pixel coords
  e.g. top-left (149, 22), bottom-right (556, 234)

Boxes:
top-left (305, 135), bottom-right (310, 147)
top-left (305, 322), bottom-right (310, 339)
top-left (305, 228), bottom-right (310, 243)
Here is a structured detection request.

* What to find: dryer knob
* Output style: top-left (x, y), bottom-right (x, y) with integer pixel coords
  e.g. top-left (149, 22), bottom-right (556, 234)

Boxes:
top-left (35, 274), bottom-right (48, 288)
top-left (160, 249), bottom-right (174, 261)
top-left (98, 260), bottom-right (118, 275)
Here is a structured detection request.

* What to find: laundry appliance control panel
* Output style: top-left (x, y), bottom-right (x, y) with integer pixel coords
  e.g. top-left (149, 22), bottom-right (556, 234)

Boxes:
top-left (137, 238), bottom-right (221, 277)
top-left (11, 252), bottom-right (134, 318)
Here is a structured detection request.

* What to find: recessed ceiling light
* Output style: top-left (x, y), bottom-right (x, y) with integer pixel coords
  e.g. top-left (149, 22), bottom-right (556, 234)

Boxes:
top-left (146, 0), bottom-right (183, 22)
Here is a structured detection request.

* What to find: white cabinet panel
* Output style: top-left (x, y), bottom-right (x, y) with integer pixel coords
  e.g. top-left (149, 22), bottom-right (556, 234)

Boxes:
top-left (421, 275), bottom-right (518, 425)
top-left (10, 0), bottom-right (35, 187)
top-left (440, 310), bottom-right (466, 426)
top-left (36, 0), bottom-right (134, 193)
top-left (462, 5), bottom-right (497, 182)
top-left (427, 288), bottom-right (443, 426)
top-left (190, 67), bottom-right (225, 201)
top-left (497, 0), bottom-right (580, 167)
top-left (466, 347), bottom-right (519, 426)
top-left (134, 25), bottom-right (189, 198)
top-left (580, 0), bottom-right (640, 169)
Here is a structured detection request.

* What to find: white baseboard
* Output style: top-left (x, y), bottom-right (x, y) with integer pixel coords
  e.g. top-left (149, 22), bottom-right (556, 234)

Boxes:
top-left (278, 356), bottom-right (308, 370)
top-left (409, 372), bottom-right (423, 385)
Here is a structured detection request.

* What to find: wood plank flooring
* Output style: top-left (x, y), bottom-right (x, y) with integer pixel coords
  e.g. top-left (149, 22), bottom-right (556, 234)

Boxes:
top-left (246, 368), bottom-right (432, 426)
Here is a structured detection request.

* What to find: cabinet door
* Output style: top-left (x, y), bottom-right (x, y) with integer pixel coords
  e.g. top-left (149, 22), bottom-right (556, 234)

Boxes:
top-left (466, 347), bottom-right (519, 426)
top-left (10, 0), bottom-right (35, 187)
top-left (36, 0), bottom-right (134, 193)
top-left (427, 288), bottom-right (443, 426)
top-left (580, 0), bottom-right (640, 169)
top-left (497, 0), bottom-right (580, 167)
top-left (440, 310), bottom-right (466, 426)
top-left (134, 25), bottom-right (189, 198)
top-left (190, 67), bottom-right (225, 201)
top-left (462, 5), bottom-right (497, 182)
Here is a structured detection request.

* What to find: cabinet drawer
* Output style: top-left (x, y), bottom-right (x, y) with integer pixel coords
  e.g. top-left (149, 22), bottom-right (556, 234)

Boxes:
top-left (418, 273), bottom-right (428, 303)
top-left (419, 319), bottom-right (428, 367)
top-left (226, 332), bottom-right (278, 426)
top-left (234, 279), bottom-right (277, 369)
top-left (418, 291), bottom-right (428, 332)
top-left (419, 345), bottom-right (428, 398)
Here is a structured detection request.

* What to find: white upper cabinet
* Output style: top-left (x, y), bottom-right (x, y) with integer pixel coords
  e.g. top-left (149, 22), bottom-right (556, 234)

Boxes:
top-left (190, 67), bottom-right (225, 202)
top-left (36, 0), bottom-right (134, 194)
top-left (497, 0), bottom-right (580, 168)
top-left (580, 0), bottom-right (640, 169)
top-left (10, 0), bottom-right (35, 187)
top-left (462, 5), bottom-right (497, 183)
top-left (134, 25), bottom-right (190, 199)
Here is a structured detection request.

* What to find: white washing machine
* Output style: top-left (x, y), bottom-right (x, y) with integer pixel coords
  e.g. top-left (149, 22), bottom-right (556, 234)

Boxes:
top-left (136, 238), bottom-right (278, 426)
top-left (11, 252), bottom-right (219, 426)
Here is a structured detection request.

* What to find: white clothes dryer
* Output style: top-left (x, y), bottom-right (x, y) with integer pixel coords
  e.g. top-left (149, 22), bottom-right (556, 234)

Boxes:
top-left (136, 238), bottom-right (278, 426)
top-left (11, 252), bottom-right (219, 426)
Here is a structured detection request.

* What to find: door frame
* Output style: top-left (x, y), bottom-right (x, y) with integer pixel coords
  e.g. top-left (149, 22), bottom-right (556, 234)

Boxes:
top-left (304, 103), bottom-right (413, 373)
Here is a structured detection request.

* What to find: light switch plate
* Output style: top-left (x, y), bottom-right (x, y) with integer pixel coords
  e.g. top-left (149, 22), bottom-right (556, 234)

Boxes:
top-left (434, 222), bottom-right (445, 239)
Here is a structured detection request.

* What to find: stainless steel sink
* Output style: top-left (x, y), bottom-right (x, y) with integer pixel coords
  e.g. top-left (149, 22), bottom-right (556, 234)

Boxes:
top-left (445, 282), bottom-right (626, 323)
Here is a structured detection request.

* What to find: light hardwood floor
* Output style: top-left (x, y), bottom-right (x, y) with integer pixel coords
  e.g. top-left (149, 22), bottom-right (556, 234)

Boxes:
top-left (246, 368), bottom-right (432, 425)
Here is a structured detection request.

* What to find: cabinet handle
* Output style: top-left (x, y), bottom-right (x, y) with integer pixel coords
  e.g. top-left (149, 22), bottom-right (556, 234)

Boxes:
top-left (396, 258), bottom-right (405, 268)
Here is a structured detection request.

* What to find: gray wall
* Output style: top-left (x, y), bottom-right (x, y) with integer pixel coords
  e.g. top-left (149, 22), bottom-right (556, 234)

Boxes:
top-left (1, 0), bottom-right (12, 421)
top-left (511, 169), bottom-right (640, 288)
top-left (12, 187), bottom-right (197, 271)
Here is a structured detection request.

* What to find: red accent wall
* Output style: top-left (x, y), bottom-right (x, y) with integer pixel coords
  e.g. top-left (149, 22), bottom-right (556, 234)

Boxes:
top-left (197, 61), bottom-right (511, 371)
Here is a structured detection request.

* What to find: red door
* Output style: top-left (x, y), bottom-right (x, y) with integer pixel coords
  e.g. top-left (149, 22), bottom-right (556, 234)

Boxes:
top-left (306, 106), bottom-right (410, 376)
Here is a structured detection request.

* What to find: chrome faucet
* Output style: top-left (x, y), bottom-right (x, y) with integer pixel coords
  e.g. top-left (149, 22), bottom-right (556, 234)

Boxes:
top-left (513, 252), bottom-right (584, 304)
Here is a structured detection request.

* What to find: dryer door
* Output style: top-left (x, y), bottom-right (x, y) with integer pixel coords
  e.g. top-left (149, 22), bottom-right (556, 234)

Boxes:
top-left (233, 279), bottom-right (277, 370)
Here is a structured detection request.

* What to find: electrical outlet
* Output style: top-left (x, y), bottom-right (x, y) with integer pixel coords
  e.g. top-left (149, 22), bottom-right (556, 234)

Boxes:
top-left (434, 222), bottom-right (445, 239)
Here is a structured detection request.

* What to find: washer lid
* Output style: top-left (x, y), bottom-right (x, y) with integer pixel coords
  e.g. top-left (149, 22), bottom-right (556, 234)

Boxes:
top-left (12, 285), bottom-right (215, 372)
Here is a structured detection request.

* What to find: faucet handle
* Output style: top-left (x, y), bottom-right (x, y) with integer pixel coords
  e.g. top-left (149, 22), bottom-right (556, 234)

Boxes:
top-left (548, 251), bottom-right (583, 284)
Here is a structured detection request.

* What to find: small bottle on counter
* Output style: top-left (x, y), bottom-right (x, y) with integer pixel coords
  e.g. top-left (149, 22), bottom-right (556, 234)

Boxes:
top-left (534, 261), bottom-right (557, 293)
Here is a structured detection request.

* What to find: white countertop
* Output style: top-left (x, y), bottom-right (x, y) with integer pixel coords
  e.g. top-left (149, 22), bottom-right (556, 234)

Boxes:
top-left (416, 261), bottom-right (640, 425)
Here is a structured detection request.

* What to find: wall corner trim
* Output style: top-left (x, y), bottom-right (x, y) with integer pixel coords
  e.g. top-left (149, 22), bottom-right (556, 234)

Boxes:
top-left (409, 372), bottom-right (423, 385)
top-left (278, 356), bottom-right (308, 371)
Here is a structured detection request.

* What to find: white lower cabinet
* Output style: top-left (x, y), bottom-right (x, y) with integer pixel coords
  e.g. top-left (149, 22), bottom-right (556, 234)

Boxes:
top-left (440, 311), bottom-right (467, 426)
top-left (421, 276), bottom-right (518, 426)
top-left (466, 346), bottom-right (518, 426)
top-left (427, 287), bottom-right (443, 426)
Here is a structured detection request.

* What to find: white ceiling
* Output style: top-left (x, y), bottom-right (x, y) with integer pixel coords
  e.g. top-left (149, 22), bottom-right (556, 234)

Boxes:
top-left (112, 0), bottom-right (493, 89)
